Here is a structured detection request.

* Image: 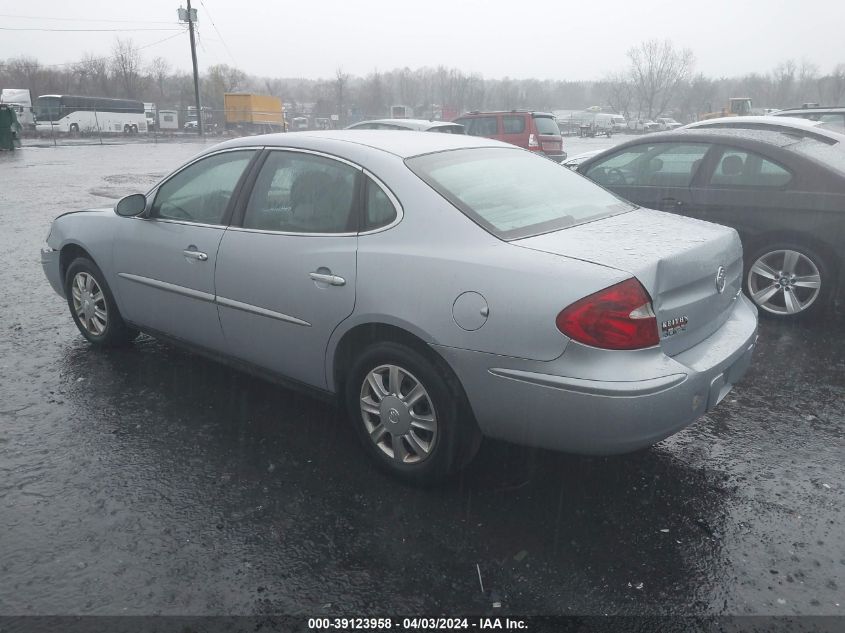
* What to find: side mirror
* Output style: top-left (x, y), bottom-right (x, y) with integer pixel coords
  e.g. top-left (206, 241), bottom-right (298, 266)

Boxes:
top-left (115, 193), bottom-right (147, 217)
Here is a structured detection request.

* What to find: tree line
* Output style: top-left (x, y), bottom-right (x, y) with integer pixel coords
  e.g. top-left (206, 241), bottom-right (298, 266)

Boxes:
top-left (2, 38), bottom-right (843, 123)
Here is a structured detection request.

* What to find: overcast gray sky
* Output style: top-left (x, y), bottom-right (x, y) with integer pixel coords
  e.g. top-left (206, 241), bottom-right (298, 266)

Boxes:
top-left (3, 0), bottom-right (844, 80)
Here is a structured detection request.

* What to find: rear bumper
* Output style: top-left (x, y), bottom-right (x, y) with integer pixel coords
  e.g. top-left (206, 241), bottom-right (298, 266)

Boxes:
top-left (434, 294), bottom-right (758, 455)
top-left (545, 152), bottom-right (567, 163)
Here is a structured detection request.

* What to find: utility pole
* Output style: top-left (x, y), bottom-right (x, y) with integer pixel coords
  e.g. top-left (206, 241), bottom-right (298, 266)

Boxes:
top-left (179, 1), bottom-right (203, 136)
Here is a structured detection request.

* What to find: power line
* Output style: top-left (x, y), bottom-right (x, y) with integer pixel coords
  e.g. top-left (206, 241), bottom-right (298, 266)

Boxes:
top-left (38, 30), bottom-right (187, 68)
top-left (199, 0), bottom-right (239, 67)
top-left (0, 13), bottom-right (177, 25)
top-left (0, 27), bottom-right (182, 32)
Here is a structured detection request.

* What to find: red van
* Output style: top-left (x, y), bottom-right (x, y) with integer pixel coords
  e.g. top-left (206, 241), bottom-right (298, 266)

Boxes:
top-left (452, 111), bottom-right (566, 162)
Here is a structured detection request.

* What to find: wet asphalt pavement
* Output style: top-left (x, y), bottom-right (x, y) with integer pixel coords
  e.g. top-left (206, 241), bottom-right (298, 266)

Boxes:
top-left (0, 140), bottom-right (843, 617)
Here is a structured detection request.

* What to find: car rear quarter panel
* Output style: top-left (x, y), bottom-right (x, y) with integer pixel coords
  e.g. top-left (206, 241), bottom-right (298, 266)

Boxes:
top-left (324, 158), bottom-right (629, 390)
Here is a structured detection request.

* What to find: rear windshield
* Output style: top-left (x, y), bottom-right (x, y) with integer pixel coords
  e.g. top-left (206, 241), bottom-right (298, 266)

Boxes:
top-left (532, 116), bottom-right (560, 136)
top-left (406, 148), bottom-right (631, 240)
top-left (789, 137), bottom-right (845, 175)
top-left (429, 124), bottom-right (465, 134)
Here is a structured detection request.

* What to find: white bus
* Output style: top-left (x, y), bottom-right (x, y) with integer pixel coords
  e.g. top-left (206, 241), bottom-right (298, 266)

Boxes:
top-left (34, 95), bottom-right (147, 135)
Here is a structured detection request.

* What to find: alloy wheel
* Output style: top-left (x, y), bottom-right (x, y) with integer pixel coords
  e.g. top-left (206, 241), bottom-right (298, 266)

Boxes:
top-left (747, 249), bottom-right (821, 315)
top-left (359, 364), bottom-right (438, 464)
top-left (71, 271), bottom-right (108, 335)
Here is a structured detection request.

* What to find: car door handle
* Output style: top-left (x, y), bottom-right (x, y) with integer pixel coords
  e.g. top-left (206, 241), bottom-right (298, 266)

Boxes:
top-left (309, 272), bottom-right (346, 286)
top-left (183, 249), bottom-right (208, 261)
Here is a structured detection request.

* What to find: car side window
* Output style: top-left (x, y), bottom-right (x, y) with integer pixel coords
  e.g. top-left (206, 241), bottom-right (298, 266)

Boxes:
top-left (587, 143), bottom-right (710, 187)
top-left (363, 177), bottom-right (398, 231)
top-left (152, 150), bottom-right (255, 224)
top-left (460, 116), bottom-right (498, 137)
top-left (709, 149), bottom-right (792, 188)
top-left (242, 151), bottom-right (360, 233)
top-left (502, 116), bottom-right (526, 134)
top-left (584, 145), bottom-right (653, 185)
top-left (819, 113), bottom-right (845, 130)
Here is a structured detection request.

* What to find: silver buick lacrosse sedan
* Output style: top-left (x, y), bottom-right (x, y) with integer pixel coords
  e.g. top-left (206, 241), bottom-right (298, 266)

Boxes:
top-left (41, 131), bottom-right (757, 483)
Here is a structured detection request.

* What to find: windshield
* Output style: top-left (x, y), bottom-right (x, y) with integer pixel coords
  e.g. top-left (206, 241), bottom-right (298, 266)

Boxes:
top-left (34, 96), bottom-right (60, 122)
top-left (407, 147), bottom-right (631, 239)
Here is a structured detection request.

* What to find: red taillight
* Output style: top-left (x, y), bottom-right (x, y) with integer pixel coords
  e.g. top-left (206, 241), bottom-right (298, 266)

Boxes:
top-left (528, 133), bottom-right (539, 149)
top-left (556, 278), bottom-right (659, 350)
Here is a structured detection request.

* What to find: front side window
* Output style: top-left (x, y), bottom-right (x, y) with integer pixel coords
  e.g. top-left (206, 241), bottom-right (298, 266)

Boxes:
top-left (709, 149), bottom-right (792, 188)
top-left (586, 143), bottom-right (710, 187)
top-left (152, 150), bottom-right (255, 224)
top-left (242, 151), bottom-right (359, 233)
top-left (407, 147), bottom-right (631, 240)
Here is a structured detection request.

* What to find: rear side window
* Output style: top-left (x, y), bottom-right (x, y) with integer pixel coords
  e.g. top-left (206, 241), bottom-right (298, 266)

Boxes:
top-left (242, 151), bottom-right (359, 233)
top-left (532, 116), bottom-right (560, 136)
top-left (457, 116), bottom-right (498, 137)
top-left (363, 177), bottom-right (398, 230)
top-left (407, 147), bottom-right (630, 240)
top-left (709, 149), bottom-right (792, 188)
top-left (502, 116), bottom-right (526, 134)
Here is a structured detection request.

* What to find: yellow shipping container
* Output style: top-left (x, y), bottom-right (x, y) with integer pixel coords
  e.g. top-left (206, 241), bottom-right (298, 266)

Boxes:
top-left (224, 93), bottom-right (284, 126)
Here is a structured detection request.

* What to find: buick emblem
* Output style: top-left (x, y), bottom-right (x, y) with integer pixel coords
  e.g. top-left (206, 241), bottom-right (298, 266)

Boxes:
top-left (715, 266), bottom-right (727, 294)
top-left (388, 408), bottom-right (401, 425)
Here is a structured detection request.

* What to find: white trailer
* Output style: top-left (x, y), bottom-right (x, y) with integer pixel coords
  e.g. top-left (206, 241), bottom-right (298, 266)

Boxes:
top-left (1, 89), bottom-right (36, 129)
top-left (157, 109), bottom-right (179, 131)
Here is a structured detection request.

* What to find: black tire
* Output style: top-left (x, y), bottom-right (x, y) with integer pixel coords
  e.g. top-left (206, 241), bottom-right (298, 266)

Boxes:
top-left (69, 123), bottom-right (79, 136)
top-left (64, 257), bottom-right (139, 346)
top-left (744, 241), bottom-right (834, 320)
top-left (131, 125), bottom-right (138, 134)
top-left (123, 124), bottom-right (130, 134)
top-left (344, 341), bottom-right (481, 485)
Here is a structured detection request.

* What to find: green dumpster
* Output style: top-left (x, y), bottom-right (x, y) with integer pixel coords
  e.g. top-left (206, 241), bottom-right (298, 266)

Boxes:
top-left (0, 104), bottom-right (22, 151)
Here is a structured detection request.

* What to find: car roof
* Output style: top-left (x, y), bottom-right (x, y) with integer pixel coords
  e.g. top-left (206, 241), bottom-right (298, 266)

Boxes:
top-left (206, 129), bottom-right (509, 158)
top-left (348, 118), bottom-right (463, 130)
top-left (456, 110), bottom-right (555, 117)
top-left (578, 128), bottom-right (839, 166)
top-left (682, 115), bottom-right (845, 141)
top-left (775, 106), bottom-right (845, 114)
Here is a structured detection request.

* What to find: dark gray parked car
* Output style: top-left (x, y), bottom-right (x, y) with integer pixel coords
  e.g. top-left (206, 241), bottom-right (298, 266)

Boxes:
top-left (577, 128), bottom-right (845, 319)
top-left (42, 131), bottom-right (757, 483)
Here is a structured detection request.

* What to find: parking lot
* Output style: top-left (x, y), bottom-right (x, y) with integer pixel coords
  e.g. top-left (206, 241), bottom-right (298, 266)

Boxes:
top-left (0, 139), bottom-right (843, 617)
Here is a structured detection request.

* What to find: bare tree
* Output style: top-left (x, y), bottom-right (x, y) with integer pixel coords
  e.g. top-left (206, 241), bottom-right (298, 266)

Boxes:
top-left (627, 39), bottom-right (694, 118)
top-left (148, 56), bottom-right (171, 101)
top-left (601, 71), bottom-right (635, 117)
top-left (825, 63), bottom-right (845, 105)
top-left (6, 57), bottom-right (44, 98)
top-left (335, 67), bottom-right (349, 125)
top-left (111, 38), bottom-right (144, 99)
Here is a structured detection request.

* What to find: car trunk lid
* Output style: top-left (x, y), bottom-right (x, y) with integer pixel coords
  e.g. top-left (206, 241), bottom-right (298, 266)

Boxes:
top-left (512, 208), bottom-right (744, 356)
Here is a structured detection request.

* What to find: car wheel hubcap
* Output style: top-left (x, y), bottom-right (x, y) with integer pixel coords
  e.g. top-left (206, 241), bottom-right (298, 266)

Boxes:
top-left (71, 272), bottom-right (108, 335)
top-left (748, 249), bottom-right (821, 315)
top-left (360, 364), bottom-right (437, 464)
